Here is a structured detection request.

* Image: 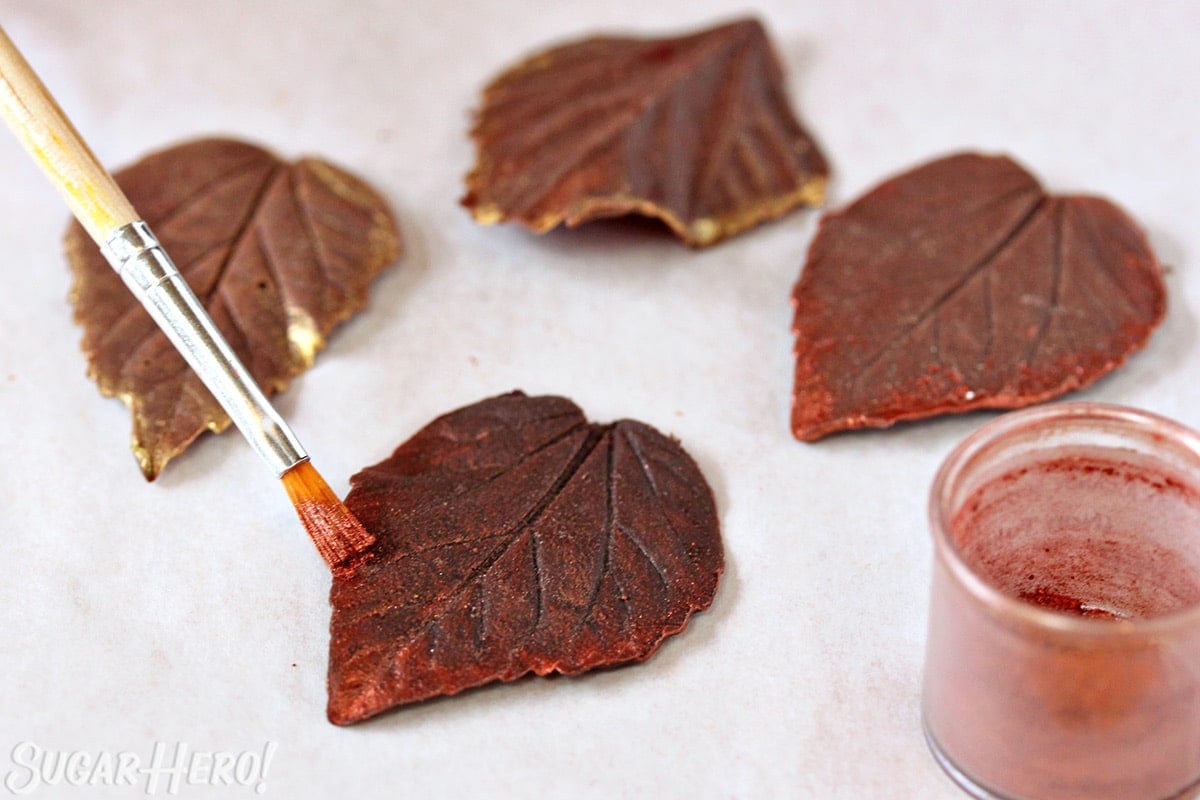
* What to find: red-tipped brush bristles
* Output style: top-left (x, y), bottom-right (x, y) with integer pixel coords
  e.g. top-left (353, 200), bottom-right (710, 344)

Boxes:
top-left (281, 460), bottom-right (374, 569)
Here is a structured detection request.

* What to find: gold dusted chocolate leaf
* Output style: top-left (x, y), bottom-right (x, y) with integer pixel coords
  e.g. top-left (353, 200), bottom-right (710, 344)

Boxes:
top-left (462, 18), bottom-right (828, 247)
top-left (66, 138), bottom-right (402, 480)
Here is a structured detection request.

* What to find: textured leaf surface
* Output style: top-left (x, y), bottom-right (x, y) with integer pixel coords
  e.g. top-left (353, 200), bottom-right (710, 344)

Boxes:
top-left (791, 152), bottom-right (1166, 440)
top-left (67, 138), bottom-right (402, 478)
top-left (328, 392), bottom-right (723, 724)
top-left (462, 18), bottom-right (828, 247)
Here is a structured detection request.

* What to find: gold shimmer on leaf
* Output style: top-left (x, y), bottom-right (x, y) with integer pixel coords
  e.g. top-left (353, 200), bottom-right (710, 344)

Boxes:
top-left (286, 306), bottom-right (324, 369)
top-left (471, 202), bottom-right (504, 225)
top-left (66, 138), bottom-right (403, 480)
top-left (462, 18), bottom-right (829, 247)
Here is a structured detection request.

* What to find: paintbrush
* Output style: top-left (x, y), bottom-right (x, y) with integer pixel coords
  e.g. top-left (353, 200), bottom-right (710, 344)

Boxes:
top-left (0, 26), bottom-right (373, 568)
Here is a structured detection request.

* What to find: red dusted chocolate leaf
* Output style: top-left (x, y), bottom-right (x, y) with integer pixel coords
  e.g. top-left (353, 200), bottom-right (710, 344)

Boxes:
top-left (462, 17), bottom-right (828, 247)
top-left (328, 392), bottom-right (723, 724)
top-left (790, 152), bottom-right (1167, 440)
top-left (66, 138), bottom-right (402, 479)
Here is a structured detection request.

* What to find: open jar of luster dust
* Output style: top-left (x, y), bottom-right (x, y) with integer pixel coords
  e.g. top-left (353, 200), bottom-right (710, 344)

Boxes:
top-left (923, 403), bottom-right (1200, 800)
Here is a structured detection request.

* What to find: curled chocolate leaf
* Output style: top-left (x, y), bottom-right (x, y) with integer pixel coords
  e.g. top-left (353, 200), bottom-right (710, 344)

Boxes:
top-left (328, 392), bottom-right (723, 724)
top-left (66, 138), bottom-right (402, 479)
top-left (463, 18), bottom-right (828, 247)
top-left (791, 152), bottom-right (1166, 440)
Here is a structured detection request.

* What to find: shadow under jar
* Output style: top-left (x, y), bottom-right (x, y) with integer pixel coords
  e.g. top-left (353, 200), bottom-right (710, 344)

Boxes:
top-left (923, 403), bottom-right (1200, 800)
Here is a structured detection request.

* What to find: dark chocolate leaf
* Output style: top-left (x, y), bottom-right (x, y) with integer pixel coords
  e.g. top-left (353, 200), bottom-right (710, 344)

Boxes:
top-left (328, 392), bottom-right (723, 724)
top-left (790, 152), bottom-right (1166, 440)
top-left (462, 17), bottom-right (828, 247)
top-left (66, 138), bottom-right (402, 479)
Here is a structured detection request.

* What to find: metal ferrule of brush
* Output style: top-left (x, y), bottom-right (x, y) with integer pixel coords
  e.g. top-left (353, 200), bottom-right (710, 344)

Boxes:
top-left (101, 220), bottom-right (307, 476)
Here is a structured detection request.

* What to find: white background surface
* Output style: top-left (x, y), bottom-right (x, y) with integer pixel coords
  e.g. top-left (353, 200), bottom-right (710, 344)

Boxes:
top-left (1, 2), bottom-right (1197, 798)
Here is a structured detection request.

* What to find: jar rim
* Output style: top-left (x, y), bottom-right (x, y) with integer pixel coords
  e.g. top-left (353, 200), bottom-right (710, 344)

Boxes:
top-left (929, 401), bottom-right (1200, 636)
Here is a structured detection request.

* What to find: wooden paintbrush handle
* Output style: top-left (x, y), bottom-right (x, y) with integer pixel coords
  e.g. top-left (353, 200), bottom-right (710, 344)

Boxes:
top-left (0, 25), bottom-right (137, 245)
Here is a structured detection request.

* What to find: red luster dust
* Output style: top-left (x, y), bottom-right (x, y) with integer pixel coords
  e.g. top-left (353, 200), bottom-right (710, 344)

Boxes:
top-left (326, 392), bottom-right (723, 724)
top-left (924, 445), bottom-right (1200, 800)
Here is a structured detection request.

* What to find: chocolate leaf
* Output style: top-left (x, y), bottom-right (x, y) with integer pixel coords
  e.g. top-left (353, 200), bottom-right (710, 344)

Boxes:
top-left (328, 392), bottom-right (723, 724)
top-left (791, 152), bottom-right (1166, 440)
top-left (66, 138), bottom-right (402, 479)
top-left (462, 18), bottom-right (828, 247)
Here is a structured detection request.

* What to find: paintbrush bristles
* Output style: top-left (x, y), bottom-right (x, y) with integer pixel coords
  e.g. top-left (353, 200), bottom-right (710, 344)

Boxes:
top-left (281, 460), bottom-right (374, 568)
